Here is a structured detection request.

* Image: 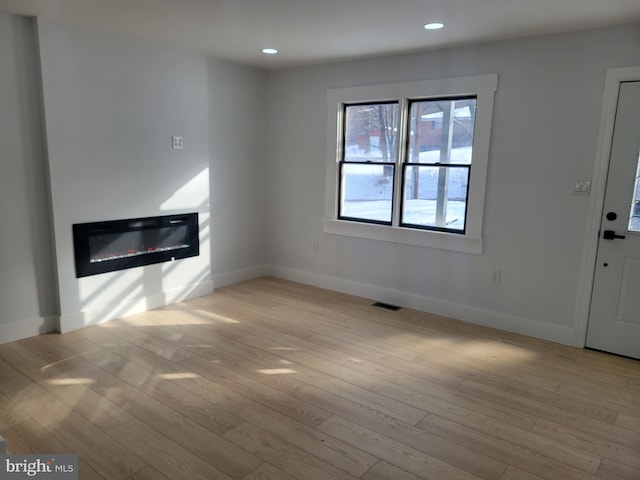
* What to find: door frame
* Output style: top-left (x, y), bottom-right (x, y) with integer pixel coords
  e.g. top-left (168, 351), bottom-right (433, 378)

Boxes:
top-left (575, 66), bottom-right (640, 347)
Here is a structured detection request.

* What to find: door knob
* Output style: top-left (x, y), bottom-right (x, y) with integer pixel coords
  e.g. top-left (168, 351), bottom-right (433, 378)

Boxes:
top-left (603, 230), bottom-right (626, 240)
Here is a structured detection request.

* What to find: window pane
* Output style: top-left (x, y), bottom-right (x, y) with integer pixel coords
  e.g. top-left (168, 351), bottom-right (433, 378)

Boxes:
top-left (344, 103), bottom-right (399, 163)
top-left (630, 151), bottom-right (640, 232)
top-left (402, 165), bottom-right (469, 231)
top-left (407, 98), bottom-right (476, 164)
top-left (340, 163), bottom-right (393, 223)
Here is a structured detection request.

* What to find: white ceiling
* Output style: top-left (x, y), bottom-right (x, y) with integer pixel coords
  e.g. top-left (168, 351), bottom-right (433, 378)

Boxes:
top-left (0, 0), bottom-right (639, 69)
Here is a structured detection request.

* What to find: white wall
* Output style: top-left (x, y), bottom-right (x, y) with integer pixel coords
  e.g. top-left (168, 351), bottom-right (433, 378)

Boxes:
top-left (208, 59), bottom-right (269, 286)
top-left (0, 14), bottom-right (57, 343)
top-left (36, 20), bottom-right (268, 332)
top-left (265, 24), bottom-right (640, 345)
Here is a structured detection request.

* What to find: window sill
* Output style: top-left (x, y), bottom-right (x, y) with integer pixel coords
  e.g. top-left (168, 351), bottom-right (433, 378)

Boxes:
top-left (323, 219), bottom-right (483, 254)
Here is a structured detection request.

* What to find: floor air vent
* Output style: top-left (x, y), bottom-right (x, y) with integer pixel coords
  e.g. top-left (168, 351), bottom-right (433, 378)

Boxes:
top-left (372, 302), bottom-right (401, 311)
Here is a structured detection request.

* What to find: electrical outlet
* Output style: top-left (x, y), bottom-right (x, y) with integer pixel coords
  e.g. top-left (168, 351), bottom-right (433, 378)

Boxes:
top-left (572, 180), bottom-right (591, 196)
top-left (172, 135), bottom-right (184, 150)
top-left (312, 240), bottom-right (319, 252)
top-left (491, 269), bottom-right (501, 285)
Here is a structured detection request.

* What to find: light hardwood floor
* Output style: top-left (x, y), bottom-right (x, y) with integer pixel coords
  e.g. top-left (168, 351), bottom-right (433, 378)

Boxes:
top-left (1, 276), bottom-right (639, 480)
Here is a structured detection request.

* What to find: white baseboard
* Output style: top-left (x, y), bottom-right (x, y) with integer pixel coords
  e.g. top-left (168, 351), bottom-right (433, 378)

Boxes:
top-left (213, 264), bottom-right (272, 288)
top-left (59, 279), bottom-right (214, 333)
top-left (0, 314), bottom-right (59, 344)
top-left (9, 264), bottom-right (578, 348)
top-left (269, 265), bottom-right (578, 347)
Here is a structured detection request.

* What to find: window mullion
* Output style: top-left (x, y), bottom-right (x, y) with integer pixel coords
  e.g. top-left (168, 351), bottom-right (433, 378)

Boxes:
top-left (393, 97), bottom-right (410, 227)
top-left (435, 100), bottom-right (455, 227)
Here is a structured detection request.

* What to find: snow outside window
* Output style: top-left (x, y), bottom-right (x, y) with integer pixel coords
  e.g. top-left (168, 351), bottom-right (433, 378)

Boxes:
top-left (324, 74), bottom-right (497, 254)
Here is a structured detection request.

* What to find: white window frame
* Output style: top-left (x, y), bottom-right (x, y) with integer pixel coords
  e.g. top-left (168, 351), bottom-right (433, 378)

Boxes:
top-left (323, 74), bottom-right (498, 254)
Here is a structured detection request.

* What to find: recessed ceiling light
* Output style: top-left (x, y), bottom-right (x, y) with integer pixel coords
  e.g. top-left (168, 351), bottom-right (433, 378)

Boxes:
top-left (424, 22), bottom-right (444, 30)
top-left (262, 48), bottom-right (278, 55)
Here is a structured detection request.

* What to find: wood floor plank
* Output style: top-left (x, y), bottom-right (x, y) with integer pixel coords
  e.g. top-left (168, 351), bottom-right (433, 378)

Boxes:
top-left (575, 356), bottom-right (640, 381)
top-left (615, 412), bottom-right (640, 433)
top-left (233, 408), bottom-right (378, 478)
top-left (557, 380), bottom-right (640, 416)
top-left (0, 392), bottom-right (29, 430)
top-left (0, 353), bottom-right (41, 394)
top-left (12, 338), bottom-right (261, 478)
top-left (457, 379), bottom-right (640, 450)
top-left (361, 461), bottom-right (424, 480)
top-left (498, 466), bottom-right (545, 480)
top-left (224, 421), bottom-right (360, 480)
top-left (100, 319), bottom-right (196, 363)
top-left (107, 418), bottom-right (237, 480)
top-left (531, 418), bottom-right (640, 471)
top-left (514, 355), bottom-right (631, 389)
top-left (372, 379), bottom-right (537, 430)
top-left (318, 415), bottom-right (486, 480)
top-left (241, 463), bottom-right (298, 480)
top-left (237, 332), bottom-right (381, 390)
top-left (293, 385), bottom-right (507, 480)
top-left (418, 414), bottom-right (602, 480)
top-left (6, 383), bottom-right (145, 479)
top-left (459, 378), bottom-right (619, 426)
top-left (76, 344), bottom-right (245, 435)
top-left (175, 357), bottom-right (377, 477)
top-left (414, 409), bottom-right (601, 475)
top-left (596, 458), bottom-right (640, 480)
top-left (179, 353), bottom-right (333, 428)
top-left (125, 466), bottom-right (170, 480)
top-left (1, 340), bottom-right (135, 431)
top-left (52, 354), bottom-right (263, 480)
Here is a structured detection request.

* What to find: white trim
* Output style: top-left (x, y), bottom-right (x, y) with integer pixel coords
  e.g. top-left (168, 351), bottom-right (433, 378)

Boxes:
top-left (5, 264), bottom-right (578, 346)
top-left (59, 279), bottom-right (213, 333)
top-left (323, 219), bottom-right (482, 254)
top-left (270, 265), bottom-right (577, 346)
top-left (574, 66), bottom-right (640, 347)
top-left (0, 315), bottom-right (59, 344)
top-left (324, 74), bottom-right (497, 254)
top-left (213, 264), bottom-right (272, 288)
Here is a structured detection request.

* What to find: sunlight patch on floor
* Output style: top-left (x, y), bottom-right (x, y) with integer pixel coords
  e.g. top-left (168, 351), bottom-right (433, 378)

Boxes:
top-left (193, 310), bottom-right (241, 324)
top-left (256, 368), bottom-right (298, 375)
top-left (122, 314), bottom-right (210, 327)
top-left (40, 356), bottom-right (80, 371)
top-left (156, 372), bottom-right (200, 380)
top-left (390, 333), bottom-right (538, 364)
top-left (45, 377), bottom-right (95, 386)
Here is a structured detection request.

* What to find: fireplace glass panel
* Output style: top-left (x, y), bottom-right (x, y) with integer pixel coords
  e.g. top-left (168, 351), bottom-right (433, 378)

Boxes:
top-left (73, 214), bottom-right (199, 277)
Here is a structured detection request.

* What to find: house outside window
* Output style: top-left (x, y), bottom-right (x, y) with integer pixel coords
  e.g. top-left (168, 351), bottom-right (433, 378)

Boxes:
top-left (324, 74), bottom-right (498, 254)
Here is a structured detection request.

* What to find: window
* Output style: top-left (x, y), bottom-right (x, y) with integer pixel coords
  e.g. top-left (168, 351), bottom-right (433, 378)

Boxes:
top-left (324, 74), bottom-right (497, 254)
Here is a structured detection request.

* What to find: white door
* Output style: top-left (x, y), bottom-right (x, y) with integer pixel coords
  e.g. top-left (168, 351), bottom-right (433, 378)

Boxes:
top-left (586, 81), bottom-right (640, 359)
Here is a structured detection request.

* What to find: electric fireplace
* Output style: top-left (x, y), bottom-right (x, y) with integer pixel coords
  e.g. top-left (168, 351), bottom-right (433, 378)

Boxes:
top-left (72, 213), bottom-right (199, 278)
